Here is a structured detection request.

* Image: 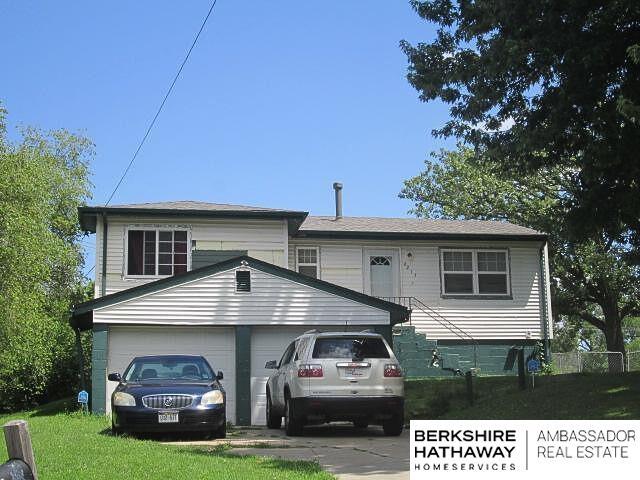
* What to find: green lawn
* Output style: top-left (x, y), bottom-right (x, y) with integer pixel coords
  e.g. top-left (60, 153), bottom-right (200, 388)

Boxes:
top-left (0, 400), bottom-right (333, 480)
top-left (405, 372), bottom-right (640, 420)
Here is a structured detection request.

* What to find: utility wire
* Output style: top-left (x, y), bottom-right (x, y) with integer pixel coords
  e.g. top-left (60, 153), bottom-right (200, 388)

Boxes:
top-left (104, 0), bottom-right (219, 206)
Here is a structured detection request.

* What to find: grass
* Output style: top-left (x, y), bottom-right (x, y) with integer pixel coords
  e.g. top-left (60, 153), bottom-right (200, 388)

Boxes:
top-left (0, 401), bottom-right (333, 480)
top-left (405, 372), bottom-right (640, 420)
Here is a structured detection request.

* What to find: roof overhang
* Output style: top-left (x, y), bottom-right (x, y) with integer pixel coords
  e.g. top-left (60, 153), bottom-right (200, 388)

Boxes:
top-left (78, 206), bottom-right (309, 235)
top-left (69, 255), bottom-right (410, 331)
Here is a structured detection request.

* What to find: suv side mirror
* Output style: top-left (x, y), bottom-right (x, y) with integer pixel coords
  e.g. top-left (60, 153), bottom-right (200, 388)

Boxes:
top-left (107, 372), bottom-right (121, 382)
top-left (265, 360), bottom-right (278, 370)
top-left (216, 371), bottom-right (224, 381)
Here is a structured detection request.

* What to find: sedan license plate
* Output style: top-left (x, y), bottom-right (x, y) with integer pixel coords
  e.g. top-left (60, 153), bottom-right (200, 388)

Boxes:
top-left (158, 411), bottom-right (179, 423)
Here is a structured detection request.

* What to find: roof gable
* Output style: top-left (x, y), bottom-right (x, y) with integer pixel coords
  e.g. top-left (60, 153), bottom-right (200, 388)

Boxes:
top-left (70, 256), bottom-right (409, 330)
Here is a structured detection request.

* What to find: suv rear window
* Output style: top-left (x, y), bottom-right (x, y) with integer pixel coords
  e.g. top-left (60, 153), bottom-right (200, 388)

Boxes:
top-left (312, 337), bottom-right (390, 359)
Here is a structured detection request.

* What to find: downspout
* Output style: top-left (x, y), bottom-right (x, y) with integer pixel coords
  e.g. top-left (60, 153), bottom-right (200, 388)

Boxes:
top-left (101, 213), bottom-right (108, 297)
top-left (539, 242), bottom-right (551, 362)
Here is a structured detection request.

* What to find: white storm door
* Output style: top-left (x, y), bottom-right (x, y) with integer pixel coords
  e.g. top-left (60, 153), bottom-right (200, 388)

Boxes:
top-left (364, 250), bottom-right (399, 298)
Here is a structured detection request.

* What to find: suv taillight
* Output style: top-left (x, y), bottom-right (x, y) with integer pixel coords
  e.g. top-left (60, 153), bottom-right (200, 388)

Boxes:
top-left (384, 364), bottom-right (403, 377)
top-left (298, 364), bottom-right (323, 377)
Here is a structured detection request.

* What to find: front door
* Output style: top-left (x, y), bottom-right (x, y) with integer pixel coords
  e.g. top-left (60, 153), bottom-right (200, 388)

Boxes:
top-left (365, 250), bottom-right (398, 298)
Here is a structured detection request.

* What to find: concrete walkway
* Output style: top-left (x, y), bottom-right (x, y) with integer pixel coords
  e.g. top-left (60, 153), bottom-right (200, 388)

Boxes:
top-left (166, 424), bottom-right (409, 480)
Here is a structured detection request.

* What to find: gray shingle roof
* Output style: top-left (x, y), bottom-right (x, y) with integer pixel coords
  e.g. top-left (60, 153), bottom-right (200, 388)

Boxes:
top-left (78, 200), bottom-right (545, 238)
top-left (78, 201), bottom-right (308, 233)
top-left (299, 216), bottom-right (544, 238)
top-left (106, 200), bottom-right (302, 214)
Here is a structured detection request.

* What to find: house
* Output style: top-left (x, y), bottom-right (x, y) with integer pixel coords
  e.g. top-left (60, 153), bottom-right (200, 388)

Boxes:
top-left (71, 185), bottom-right (552, 425)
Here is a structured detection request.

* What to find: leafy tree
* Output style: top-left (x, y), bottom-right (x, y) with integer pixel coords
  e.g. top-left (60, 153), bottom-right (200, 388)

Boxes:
top-left (402, 0), bottom-right (640, 243)
top-left (0, 104), bottom-right (93, 410)
top-left (400, 147), bottom-right (640, 356)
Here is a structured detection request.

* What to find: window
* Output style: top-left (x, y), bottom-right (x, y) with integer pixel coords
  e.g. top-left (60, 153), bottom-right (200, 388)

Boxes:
top-left (296, 247), bottom-right (318, 278)
top-left (441, 250), bottom-right (474, 294)
top-left (127, 228), bottom-right (188, 276)
top-left (123, 355), bottom-right (215, 382)
top-left (312, 337), bottom-right (390, 359)
top-left (279, 342), bottom-right (296, 367)
top-left (235, 270), bottom-right (251, 292)
top-left (477, 251), bottom-right (508, 294)
top-left (440, 249), bottom-right (509, 296)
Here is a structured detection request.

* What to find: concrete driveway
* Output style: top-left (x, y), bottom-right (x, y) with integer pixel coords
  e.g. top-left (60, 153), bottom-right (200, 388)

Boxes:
top-left (168, 424), bottom-right (409, 480)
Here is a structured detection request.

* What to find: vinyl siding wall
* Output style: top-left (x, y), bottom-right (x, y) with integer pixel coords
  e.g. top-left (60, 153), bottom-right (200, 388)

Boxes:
top-left (95, 216), bottom-right (288, 296)
top-left (289, 238), bottom-right (550, 340)
top-left (93, 265), bottom-right (390, 326)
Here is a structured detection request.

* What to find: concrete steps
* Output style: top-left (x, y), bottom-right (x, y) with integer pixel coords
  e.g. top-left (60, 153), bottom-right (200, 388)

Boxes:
top-left (392, 325), bottom-right (441, 377)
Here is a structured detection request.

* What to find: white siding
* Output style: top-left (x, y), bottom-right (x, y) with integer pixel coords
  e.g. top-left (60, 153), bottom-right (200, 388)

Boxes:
top-left (106, 326), bottom-right (236, 422)
top-left (93, 265), bottom-right (390, 326)
top-left (97, 216), bottom-right (287, 296)
top-left (290, 238), bottom-right (547, 340)
top-left (319, 246), bottom-right (363, 291)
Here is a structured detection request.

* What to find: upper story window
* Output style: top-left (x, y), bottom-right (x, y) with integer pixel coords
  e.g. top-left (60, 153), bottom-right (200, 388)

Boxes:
top-left (440, 249), bottom-right (509, 296)
top-left (296, 247), bottom-right (318, 278)
top-left (127, 228), bottom-right (188, 277)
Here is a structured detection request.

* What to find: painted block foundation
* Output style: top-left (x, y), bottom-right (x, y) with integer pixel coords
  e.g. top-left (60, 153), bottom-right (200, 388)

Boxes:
top-left (393, 326), bottom-right (536, 377)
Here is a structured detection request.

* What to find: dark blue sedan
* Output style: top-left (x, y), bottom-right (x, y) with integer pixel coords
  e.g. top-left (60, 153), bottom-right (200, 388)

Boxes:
top-left (109, 354), bottom-right (226, 437)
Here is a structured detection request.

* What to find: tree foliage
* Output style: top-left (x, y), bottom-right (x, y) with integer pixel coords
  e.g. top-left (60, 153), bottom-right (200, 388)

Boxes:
top-left (0, 104), bottom-right (93, 410)
top-left (402, 0), bottom-right (640, 243)
top-left (401, 147), bottom-right (640, 354)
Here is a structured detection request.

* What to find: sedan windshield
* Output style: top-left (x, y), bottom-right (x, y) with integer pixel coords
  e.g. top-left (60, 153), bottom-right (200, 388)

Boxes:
top-left (123, 356), bottom-right (215, 382)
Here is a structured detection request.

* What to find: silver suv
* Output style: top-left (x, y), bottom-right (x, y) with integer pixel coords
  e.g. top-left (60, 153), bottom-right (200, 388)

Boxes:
top-left (264, 330), bottom-right (404, 436)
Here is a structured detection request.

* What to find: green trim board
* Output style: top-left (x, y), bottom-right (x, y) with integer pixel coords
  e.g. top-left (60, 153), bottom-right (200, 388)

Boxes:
top-left (91, 324), bottom-right (108, 414)
top-left (192, 250), bottom-right (248, 270)
top-left (70, 255), bottom-right (410, 330)
top-left (235, 326), bottom-right (252, 426)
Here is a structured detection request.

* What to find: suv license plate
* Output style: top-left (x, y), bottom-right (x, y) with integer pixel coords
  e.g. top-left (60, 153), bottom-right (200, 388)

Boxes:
top-left (158, 412), bottom-right (179, 423)
top-left (345, 368), bottom-right (365, 377)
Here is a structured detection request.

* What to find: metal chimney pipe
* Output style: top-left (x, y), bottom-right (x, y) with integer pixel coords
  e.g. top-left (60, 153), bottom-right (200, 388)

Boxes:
top-left (333, 182), bottom-right (343, 219)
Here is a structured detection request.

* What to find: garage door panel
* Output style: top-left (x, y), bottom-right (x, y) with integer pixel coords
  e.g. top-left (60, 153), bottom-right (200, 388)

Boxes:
top-left (107, 326), bottom-right (236, 423)
top-left (250, 326), bottom-right (313, 425)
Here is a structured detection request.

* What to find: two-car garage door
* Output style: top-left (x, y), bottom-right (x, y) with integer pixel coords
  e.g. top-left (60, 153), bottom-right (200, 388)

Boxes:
top-left (106, 326), bottom-right (236, 423)
top-left (106, 324), bottom-right (379, 426)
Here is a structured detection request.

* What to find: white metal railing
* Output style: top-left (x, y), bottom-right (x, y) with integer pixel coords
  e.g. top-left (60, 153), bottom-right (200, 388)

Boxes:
top-left (379, 296), bottom-right (479, 368)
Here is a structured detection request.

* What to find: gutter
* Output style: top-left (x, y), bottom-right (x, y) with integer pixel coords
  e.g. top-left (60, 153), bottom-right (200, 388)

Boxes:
top-left (539, 242), bottom-right (551, 361)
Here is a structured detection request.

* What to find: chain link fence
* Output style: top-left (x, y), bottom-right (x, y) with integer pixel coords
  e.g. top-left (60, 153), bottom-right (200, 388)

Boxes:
top-left (552, 351), bottom-right (625, 373)
top-left (628, 351), bottom-right (640, 372)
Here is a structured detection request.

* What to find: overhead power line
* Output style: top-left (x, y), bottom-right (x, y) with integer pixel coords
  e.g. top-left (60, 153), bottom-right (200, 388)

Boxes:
top-left (104, 0), bottom-right (219, 206)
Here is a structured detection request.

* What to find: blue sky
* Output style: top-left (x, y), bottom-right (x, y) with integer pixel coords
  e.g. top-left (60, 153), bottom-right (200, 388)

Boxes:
top-left (1, 1), bottom-right (452, 272)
